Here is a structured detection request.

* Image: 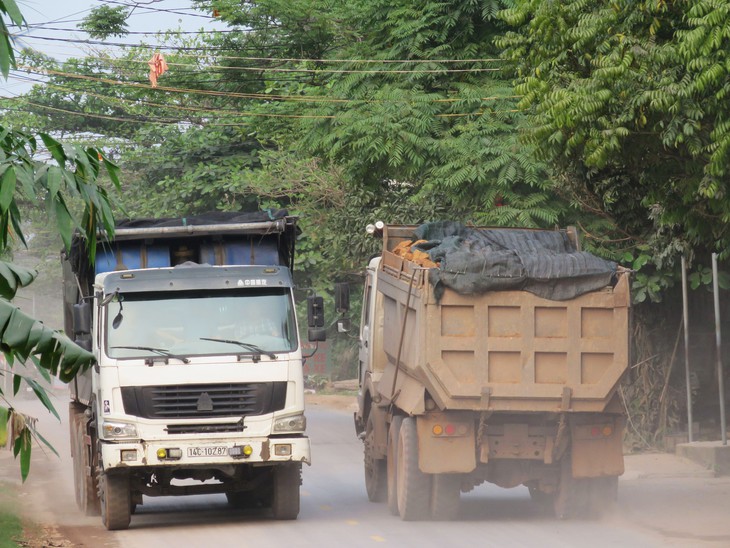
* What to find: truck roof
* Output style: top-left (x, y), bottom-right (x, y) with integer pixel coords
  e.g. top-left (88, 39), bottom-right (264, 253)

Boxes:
top-left (99, 264), bottom-right (293, 294)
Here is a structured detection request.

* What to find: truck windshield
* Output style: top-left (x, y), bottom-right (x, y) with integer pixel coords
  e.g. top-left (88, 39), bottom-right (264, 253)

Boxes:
top-left (105, 288), bottom-right (297, 360)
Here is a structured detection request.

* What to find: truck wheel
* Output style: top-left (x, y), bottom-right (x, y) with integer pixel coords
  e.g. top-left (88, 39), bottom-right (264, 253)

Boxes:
top-left (430, 474), bottom-right (461, 520)
top-left (386, 416), bottom-right (403, 516)
top-left (68, 404), bottom-right (78, 458)
top-left (73, 415), bottom-right (100, 516)
top-left (226, 491), bottom-right (248, 508)
top-left (70, 412), bottom-right (82, 509)
top-left (396, 417), bottom-right (431, 521)
top-left (587, 476), bottom-right (618, 517)
top-left (98, 470), bottom-right (131, 530)
top-left (553, 458), bottom-right (589, 519)
top-left (271, 464), bottom-right (301, 520)
top-left (527, 484), bottom-right (556, 515)
top-left (364, 413), bottom-right (387, 502)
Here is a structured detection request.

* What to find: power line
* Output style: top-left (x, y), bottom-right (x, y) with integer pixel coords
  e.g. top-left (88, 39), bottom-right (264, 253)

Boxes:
top-left (6, 70), bottom-right (520, 122)
top-left (2, 89), bottom-right (517, 129)
top-left (101, 0), bottom-right (216, 19)
top-left (1, 94), bottom-right (257, 125)
top-left (13, 33), bottom-right (505, 65)
top-left (12, 65), bottom-right (519, 107)
top-left (24, 24), bottom-right (241, 35)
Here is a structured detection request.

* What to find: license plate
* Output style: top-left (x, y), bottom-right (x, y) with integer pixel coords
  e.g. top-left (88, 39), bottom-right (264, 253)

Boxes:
top-left (187, 446), bottom-right (228, 458)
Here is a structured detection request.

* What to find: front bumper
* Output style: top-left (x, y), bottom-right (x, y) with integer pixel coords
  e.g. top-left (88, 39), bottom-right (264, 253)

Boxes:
top-left (100, 435), bottom-right (310, 469)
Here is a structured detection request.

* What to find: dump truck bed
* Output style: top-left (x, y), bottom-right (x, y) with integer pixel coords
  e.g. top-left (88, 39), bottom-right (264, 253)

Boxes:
top-left (376, 225), bottom-right (631, 414)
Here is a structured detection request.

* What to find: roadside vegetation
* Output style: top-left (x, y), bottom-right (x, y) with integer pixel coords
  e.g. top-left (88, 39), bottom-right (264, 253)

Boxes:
top-left (0, 482), bottom-right (23, 547)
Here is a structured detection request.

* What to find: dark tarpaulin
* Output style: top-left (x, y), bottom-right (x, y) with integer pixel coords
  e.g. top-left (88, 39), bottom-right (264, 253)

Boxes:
top-left (412, 221), bottom-right (617, 301)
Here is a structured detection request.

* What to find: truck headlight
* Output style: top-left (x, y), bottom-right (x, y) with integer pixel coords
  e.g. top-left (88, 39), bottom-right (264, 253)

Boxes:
top-left (273, 414), bottom-right (306, 433)
top-left (102, 420), bottom-right (138, 439)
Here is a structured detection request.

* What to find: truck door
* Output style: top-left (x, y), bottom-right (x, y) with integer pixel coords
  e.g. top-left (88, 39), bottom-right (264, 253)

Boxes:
top-left (358, 271), bottom-right (374, 388)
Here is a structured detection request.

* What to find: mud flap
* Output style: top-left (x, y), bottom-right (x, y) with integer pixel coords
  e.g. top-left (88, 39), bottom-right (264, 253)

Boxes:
top-left (569, 416), bottom-right (625, 478)
top-left (416, 413), bottom-right (476, 474)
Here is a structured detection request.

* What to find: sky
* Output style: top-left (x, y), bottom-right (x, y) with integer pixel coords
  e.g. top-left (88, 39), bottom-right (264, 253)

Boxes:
top-left (3, 1), bottom-right (228, 95)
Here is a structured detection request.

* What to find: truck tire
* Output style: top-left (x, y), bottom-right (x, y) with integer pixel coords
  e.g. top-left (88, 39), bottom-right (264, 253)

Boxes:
top-left (73, 413), bottom-right (100, 516)
top-left (70, 407), bottom-right (84, 510)
top-left (271, 463), bottom-right (301, 520)
top-left (527, 483), bottom-right (556, 516)
top-left (396, 417), bottom-right (431, 521)
top-left (430, 474), bottom-right (461, 520)
top-left (68, 403), bottom-right (77, 458)
top-left (553, 457), bottom-right (590, 519)
top-left (386, 416), bottom-right (403, 516)
top-left (587, 475), bottom-right (618, 517)
top-left (364, 413), bottom-right (387, 503)
top-left (227, 477), bottom-right (273, 509)
top-left (99, 469), bottom-right (131, 530)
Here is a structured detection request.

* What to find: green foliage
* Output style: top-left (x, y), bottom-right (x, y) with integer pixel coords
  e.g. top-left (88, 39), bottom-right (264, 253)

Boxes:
top-left (0, 0), bottom-right (23, 79)
top-left (78, 5), bottom-right (130, 39)
top-left (0, 481), bottom-right (23, 546)
top-left (498, 0), bottom-right (730, 285)
top-left (0, 1), bottom-right (120, 481)
top-left (0, 127), bottom-right (120, 260)
top-left (689, 265), bottom-right (730, 291)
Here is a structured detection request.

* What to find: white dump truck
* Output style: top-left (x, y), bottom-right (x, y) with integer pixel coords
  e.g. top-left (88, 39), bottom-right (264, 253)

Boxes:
top-left (63, 211), bottom-right (325, 529)
top-left (349, 222), bottom-right (630, 520)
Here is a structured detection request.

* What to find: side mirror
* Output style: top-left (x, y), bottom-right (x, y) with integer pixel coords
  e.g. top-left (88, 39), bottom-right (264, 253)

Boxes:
top-left (307, 295), bottom-right (326, 342)
top-left (335, 282), bottom-right (350, 313)
top-left (308, 327), bottom-right (326, 342)
top-left (307, 295), bottom-right (324, 328)
top-left (73, 302), bottom-right (92, 335)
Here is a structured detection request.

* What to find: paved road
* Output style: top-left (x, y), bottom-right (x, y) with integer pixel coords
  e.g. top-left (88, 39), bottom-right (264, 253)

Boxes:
top-left (3, 390), bottom-right (729, 547)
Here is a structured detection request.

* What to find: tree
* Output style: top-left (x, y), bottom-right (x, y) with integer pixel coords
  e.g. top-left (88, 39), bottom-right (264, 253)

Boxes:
top-left (192, 0), bottom-right (568, 286)
top-left (497, 0), bottom-right (730, 298)
top-left (0, 0), bottom-right (120, 480)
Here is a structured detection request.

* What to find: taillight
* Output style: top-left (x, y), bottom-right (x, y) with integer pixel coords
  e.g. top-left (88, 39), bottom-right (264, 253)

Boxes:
top-left (590, 425), bottom-right (613, 438)
top-left (431, 423), bottom-right (467, 437)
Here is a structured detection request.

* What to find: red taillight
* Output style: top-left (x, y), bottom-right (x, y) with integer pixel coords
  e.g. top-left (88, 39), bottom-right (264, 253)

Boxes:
top-left (432, 423), bottom-right (467, 437)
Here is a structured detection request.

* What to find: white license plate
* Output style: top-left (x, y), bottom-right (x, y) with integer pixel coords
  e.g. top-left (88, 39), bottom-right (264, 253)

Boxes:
top-left (187, 446), bottom-right (228, 458)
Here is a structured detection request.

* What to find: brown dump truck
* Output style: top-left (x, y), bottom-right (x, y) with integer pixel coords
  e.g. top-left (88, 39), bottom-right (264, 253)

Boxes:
top-left (348, 222), bottom-right (631, 521)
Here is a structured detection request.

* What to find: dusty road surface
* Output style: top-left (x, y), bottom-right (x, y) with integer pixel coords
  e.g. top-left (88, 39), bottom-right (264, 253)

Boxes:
top-left (2, 389), bottom-right (730, 547)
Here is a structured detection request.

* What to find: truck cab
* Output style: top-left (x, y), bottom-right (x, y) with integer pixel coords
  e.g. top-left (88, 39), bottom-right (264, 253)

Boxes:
top-left (65, 212), bottom-right (323, 529)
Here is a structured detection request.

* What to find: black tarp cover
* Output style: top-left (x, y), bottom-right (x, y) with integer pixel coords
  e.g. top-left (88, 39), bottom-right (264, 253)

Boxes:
top-left (411, 222), bottom-right (617, 301)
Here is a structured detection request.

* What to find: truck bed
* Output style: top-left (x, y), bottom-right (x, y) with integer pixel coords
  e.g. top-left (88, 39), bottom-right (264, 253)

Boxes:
top-left (376, 226), bottom-right (631, 414)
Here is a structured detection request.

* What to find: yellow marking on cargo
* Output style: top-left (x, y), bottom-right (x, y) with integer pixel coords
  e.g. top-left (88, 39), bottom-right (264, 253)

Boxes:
top-left (371, 536), bottom-right (386, 543)
top-left (346, 519), bottom-right (358, 525)
top-left (320, 504), bottom-right (332, 510)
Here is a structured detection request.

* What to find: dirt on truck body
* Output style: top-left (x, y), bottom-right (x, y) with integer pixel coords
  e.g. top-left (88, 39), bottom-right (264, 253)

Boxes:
top-left (349, 222), bottom-right (631, 521)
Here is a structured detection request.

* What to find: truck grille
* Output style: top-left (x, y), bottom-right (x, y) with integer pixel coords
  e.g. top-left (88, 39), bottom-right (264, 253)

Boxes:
top-left (166, 421), bottom-right (245, 435)
top-left (121, 382), bottom-right (287, 419)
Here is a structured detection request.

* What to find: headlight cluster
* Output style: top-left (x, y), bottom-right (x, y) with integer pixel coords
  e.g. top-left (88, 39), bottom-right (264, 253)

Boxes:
top-left (102, 420), bottom-right (138, 439)
top-left (273, 414), bottom-right (306, 433)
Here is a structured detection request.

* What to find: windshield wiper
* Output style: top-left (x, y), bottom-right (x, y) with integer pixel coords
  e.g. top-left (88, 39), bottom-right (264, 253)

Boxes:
top-left (199, 337), bottom-right (277, 361)
top-left (109, 346), bottom-right (190, 364)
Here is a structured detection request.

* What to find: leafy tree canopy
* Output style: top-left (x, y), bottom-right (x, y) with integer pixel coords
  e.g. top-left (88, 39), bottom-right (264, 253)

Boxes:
top-left (497, 0), bottom-right (730, 298)
top-left (78, 5), bottom-right (130, 40)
